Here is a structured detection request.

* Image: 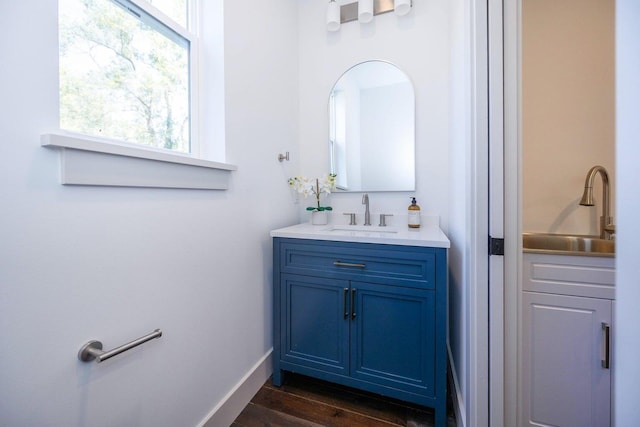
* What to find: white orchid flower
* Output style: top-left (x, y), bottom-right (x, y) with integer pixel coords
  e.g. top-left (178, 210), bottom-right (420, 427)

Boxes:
top-left (287, 173), bottom-right (337, 211)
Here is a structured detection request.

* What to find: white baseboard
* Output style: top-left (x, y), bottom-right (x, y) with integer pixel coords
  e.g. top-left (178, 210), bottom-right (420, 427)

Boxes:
top-left (197, 349), bottom-right (273, 427)
top-left (448, 343), bottom-right (466, 427)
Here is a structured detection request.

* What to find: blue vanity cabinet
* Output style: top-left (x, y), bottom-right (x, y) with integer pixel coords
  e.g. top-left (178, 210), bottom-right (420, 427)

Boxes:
top-left (350, 281), bottom-right (436, 395)
top-left (280, 273), bottom-right (350, 375)
top-left (273, 237), bottom-right (448, 427)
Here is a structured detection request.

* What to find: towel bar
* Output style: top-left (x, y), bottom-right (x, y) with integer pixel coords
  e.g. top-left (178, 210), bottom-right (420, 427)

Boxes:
top-left (78, 329), bottom-right (162, 363)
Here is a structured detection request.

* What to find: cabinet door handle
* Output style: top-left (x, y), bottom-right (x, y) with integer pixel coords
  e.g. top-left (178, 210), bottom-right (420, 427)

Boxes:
top-left (333, 261), bottom-right (366, 269)
top-left (351, 288), bottom-right (357, 319)
top-left (343, 288), bottom-right (349, 319)
top-left (602, 322), bottom-right (610, 369)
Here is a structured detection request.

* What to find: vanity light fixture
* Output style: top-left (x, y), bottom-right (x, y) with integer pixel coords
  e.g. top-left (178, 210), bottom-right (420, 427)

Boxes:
top-left (358, 0), bottom-right (374, 23)
top-left (394, 0), bottom-right (411, 16)
top-left (326, 0), bottom-right (412, 32)
top-left (327, 0), bottom-right (341, 32)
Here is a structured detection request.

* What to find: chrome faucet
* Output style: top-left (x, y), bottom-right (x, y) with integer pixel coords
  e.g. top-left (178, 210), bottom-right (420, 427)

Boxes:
top-left (362, 193), bottom-right (371, 226)
top-left (579, 165), bottom-right (615, 239)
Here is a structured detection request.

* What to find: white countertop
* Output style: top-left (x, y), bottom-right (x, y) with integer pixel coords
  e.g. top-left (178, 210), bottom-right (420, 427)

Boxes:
top-left (270, 217), bottom-right (450, 248)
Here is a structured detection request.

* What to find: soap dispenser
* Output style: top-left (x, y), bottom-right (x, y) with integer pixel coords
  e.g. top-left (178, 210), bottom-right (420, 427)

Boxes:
top-left (408, 197), bottom-right (421, 228)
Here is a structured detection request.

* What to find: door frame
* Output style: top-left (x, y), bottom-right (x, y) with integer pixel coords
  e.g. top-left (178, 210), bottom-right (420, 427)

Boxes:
top-left (487, 0), bottom-right (521, 426)
top-left (499, 0), bottom-right (523, 426)
top-left (469, 0), bottom-right (490, 425)
top-left (467, 0), bottom-right (519, 425)
top-left (488, 0), bottom-right (505, 425)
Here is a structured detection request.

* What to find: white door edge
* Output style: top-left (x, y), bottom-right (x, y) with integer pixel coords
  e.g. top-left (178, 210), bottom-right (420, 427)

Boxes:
top-left (488, 0), bottom-right (506, 425)
top-left (470, 1), bottom-right (490, 426)
top-left (501, 0), bottom-right (523, 426)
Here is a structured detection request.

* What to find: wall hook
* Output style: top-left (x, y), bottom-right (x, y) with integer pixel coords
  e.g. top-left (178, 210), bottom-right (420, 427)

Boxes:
top-left (278, 152), bottom-right (290, 162)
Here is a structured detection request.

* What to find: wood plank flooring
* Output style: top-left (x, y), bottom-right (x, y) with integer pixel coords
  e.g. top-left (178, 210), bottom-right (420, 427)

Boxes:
top-left (232, 373), bottom-right (457, 427)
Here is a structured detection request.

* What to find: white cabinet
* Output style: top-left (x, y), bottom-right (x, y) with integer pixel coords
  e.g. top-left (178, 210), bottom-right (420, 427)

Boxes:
top-left (521, 253), bottom-right (615, 427)
top-left (521, 292), bottom-right (612, 427)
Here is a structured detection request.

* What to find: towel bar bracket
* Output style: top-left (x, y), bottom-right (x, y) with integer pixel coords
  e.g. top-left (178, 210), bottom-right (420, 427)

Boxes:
top-left (78, 340), bottom-right (104, 362)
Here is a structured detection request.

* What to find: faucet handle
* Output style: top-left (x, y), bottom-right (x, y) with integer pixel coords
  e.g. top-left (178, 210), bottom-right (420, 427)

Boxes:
top-left (379, 214), bottom-right (393, 227)
top-left (604, 223), bottom-right (616, 239)
top-left (343, 213), bottom-right (357, 225)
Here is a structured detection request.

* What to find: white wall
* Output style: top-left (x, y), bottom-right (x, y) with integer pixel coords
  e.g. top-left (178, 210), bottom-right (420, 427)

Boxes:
top-left (615, 0), bottom-right (640, 424)
top-left (297, 0), bottom-right (452, 229)
top-left (447, 0), bottom-right (472, 424)
top-left (297, 1), bottom-right (474, 425)
top-left (0, 1), bottom-right (484, 426)
top-left (0, 1), bottom-right (299, 426)
top-left (522, 0), bottom-right (615, 235)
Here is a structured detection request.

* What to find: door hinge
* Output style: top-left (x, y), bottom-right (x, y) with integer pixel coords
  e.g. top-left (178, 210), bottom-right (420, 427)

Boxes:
top-left (489, 236), bottom-right (504, 256)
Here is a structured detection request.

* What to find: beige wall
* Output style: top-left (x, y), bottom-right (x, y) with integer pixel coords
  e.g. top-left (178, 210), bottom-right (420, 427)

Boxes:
top-left (523, 0), bottom-right (615, 235)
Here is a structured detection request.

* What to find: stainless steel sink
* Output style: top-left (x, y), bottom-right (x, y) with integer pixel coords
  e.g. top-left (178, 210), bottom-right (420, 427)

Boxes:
top-left (523, 233), bottom-right (615, 256)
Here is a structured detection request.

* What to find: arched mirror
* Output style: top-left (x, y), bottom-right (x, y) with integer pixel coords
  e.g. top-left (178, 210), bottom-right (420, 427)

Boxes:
top-left (329, 60), bottom-right (415, 192)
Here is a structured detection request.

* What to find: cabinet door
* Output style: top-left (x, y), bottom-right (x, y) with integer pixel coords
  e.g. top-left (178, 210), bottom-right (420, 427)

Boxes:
top-left (351, 281), bottom-right (436, 396)
top-left (521, 292), bottom-right (612, 427)
top-left (280, 274), bottom-right (350, 375)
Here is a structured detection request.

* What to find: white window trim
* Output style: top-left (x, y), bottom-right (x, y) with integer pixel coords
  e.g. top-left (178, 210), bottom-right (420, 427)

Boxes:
top-left (49, 0), bottom-right (233, 189)
top-left (42, 131), bottom-right (236, 189)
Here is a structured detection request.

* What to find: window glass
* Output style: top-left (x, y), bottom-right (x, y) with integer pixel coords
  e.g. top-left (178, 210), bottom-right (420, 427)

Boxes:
top-left (59, 0), bottom-right (191, 153)
top-left (147, 0), bottom-right (188, 28)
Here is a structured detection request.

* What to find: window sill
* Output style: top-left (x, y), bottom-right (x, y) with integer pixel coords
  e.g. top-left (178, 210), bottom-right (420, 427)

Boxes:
top-left (41, 131), bottom-right (237, 190)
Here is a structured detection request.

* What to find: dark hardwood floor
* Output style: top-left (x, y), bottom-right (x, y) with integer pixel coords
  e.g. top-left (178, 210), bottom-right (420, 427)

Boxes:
top-left (232, 373), bottom-right (457, 427)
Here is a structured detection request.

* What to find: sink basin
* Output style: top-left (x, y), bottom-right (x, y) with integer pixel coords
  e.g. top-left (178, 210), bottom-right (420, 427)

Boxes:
top-left (324, 225), bottom-right (399, 235)
top-left (523, 233), bottom-right (615, 255)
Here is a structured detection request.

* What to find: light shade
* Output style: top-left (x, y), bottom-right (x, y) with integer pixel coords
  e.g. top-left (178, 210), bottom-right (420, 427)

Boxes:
top-left (327, 0), bottom-right (341, 32)
top-left (358, 0), bottom-right (374, 24)
top-left (394, 0), bottom-right (411, 16)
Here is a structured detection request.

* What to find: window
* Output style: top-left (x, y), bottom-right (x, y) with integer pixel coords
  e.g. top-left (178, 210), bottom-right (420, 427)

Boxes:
top-left (49, 0), bottom-right (235, 189)
top-left (59, 0), bottom-right (195, 153)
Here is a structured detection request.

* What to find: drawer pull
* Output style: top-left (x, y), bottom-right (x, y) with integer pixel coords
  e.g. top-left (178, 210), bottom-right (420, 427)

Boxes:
top-left (333, 261), bottom-right (366, 269)
top-left (602, 322), bottom-right (610, 369)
